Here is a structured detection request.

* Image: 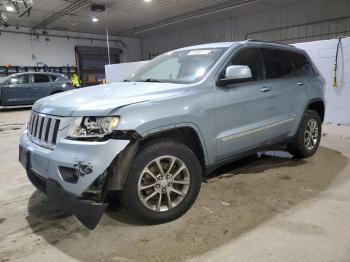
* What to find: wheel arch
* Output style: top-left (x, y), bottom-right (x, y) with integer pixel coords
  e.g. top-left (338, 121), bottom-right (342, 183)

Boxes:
top-left (140, 125), bottom-right (208, 169)
top-left (307, 98), bottom-right (325, 123)
top-left (105, 124), bottom-right (208, 193)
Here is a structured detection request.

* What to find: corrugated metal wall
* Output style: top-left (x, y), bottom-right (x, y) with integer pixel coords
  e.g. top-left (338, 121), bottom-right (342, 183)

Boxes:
top-left (141, 0), bottom-right (350, 59)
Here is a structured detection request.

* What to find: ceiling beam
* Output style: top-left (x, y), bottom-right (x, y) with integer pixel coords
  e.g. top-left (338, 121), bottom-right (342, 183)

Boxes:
top-left (32, 0), bottom-right (90, 30)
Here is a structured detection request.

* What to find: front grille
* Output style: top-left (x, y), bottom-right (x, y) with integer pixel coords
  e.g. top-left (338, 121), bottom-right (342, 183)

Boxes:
top-left (27, 112), bottom-right (61, 149)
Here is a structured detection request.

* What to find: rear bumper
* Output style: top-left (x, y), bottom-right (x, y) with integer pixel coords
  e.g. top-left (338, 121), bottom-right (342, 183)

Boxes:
top-left (27, 169), bottom-right (106, 229)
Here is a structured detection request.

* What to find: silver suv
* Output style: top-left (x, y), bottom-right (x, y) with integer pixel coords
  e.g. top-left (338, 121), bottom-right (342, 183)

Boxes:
top-left (19, 40), bottom-right (325, 229)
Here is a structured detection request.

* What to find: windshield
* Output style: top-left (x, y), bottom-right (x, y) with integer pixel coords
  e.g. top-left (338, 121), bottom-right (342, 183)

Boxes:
top-left (128, 48), bottom-right (227, 84)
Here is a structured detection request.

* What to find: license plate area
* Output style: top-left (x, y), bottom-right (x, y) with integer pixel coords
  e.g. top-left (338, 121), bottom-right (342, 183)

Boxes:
top-left (19, 145), bottom-right (31, 169)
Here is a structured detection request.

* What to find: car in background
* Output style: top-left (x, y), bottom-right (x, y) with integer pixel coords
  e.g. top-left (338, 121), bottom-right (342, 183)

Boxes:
top-left (0, 72), bottom-right (74, 106)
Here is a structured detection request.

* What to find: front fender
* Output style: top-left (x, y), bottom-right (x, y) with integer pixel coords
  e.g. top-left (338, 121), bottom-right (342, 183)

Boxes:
top-left (113, 88), bottom-right (217, 165)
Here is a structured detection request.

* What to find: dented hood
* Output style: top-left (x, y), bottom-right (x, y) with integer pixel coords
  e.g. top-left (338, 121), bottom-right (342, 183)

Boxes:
top-left (32, 82), bottom-right (188, 116)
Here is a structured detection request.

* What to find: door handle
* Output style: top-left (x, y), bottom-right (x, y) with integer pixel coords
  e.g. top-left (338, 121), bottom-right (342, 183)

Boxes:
top-left (261, 87), bottom-right (272, 92)
top-left (297, 82), bottom-right (305, 86)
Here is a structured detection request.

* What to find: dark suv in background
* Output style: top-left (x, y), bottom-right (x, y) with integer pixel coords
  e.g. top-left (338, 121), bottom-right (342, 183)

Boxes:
top-left (0, 72), bottom-right (73, 106)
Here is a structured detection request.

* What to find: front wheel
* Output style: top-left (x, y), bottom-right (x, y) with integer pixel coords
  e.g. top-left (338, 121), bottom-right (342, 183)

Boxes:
top-left (122, 139), bottom-right (202, 223)
top-left (288, 109), bottom-right (322, 158)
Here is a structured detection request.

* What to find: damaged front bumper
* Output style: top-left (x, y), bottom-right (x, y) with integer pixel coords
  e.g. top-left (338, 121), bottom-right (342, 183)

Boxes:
top-left (20, 130), bottom-right (130, 229)
top-left (27, 169), bottom-right (107, 229)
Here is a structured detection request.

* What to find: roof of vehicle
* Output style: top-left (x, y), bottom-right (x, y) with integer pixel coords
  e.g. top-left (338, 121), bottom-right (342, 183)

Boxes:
top-left (5, 72), bottom-right (69, 79)
top-left (13, 72), bottom-right (65, 76)
top-left (175, 40), bottom-right (301, 53)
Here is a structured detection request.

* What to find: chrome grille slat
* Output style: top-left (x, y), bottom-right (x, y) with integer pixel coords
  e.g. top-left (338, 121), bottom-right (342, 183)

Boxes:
top-left (47, 119), bottom-right (56, 146)
top-left (41, 118), bottom-right (48, 140)
top-left (27, 114), bottom-right (34, 134)
top-left (36, 117), bottom-right (43, 139)
top-left (33, 116), bottom-right (39, 137)
top-left (30, 114), bottom-right (35, 134)
top-left (27, 112), bottom-right (61, 149)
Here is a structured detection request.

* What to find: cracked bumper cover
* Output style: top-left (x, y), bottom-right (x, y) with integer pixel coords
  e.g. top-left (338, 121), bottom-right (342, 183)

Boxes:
top-left (27, 169), bottom-right (107, 229)
top-left (20, 130), bottom-right (130, 229)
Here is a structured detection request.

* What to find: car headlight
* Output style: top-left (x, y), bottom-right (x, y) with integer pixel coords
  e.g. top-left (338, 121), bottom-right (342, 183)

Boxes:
top-left (68, 116), bottom-right (120, 139)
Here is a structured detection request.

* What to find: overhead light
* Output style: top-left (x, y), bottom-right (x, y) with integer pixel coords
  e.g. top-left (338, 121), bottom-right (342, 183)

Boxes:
top-left (92, 17), bottom-right (98, 23)
top-left (144, 0), bottom-right (152, 2)
top-left (5, 5), bottom-right (15, 12)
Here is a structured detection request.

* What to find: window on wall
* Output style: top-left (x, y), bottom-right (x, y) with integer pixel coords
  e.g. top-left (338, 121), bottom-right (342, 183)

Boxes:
top-left (262, 49), bottom-right (293, 79)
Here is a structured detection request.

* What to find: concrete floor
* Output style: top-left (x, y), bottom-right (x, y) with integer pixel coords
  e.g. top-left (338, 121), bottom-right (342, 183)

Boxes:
top-left (1, 109), bottom-right (350, 262)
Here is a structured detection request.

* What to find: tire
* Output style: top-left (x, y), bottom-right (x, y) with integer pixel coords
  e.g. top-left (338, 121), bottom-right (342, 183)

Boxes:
top-left (288, 109), bottom-right (322, 158)
top-left (122, 138), bottom-right (202, 223)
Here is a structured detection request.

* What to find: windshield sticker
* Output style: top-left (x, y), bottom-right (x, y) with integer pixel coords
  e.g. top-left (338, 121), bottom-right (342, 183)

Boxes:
top-left (187, 50), bottom-right (212, 56)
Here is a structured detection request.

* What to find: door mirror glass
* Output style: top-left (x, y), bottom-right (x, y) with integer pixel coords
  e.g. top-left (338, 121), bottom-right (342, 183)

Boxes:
top-left (219, 65), bottom-right (252, 86)
top-left (225, 65), bottom-right (252, 80)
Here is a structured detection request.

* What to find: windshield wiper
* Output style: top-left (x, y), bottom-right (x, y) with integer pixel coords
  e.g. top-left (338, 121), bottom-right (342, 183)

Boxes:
top-left (143, 78), bottom-right (163, 83)
top-left (122, 79), bottom-right (131, 82)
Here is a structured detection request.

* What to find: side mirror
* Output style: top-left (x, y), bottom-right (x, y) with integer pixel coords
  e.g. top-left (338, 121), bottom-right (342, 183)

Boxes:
top-left (219, 65), bottom-right (252, 86)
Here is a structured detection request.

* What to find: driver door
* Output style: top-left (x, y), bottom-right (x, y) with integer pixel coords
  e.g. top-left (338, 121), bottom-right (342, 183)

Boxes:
top-left (215, 47), bottom-right (279, 161)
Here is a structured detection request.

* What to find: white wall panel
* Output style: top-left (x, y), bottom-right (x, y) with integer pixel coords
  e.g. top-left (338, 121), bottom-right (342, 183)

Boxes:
top-left (295, 37), bottom-right (350, 124)
top-left (0, 27), bottom-right (141, 67)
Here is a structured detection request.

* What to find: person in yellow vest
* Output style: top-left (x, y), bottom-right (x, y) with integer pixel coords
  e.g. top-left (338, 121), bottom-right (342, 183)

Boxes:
top-left (71, 73), bottom-right (82, 88)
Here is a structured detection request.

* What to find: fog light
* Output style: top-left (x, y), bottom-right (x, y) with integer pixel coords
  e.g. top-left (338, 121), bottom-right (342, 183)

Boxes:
top-left (59, 166), bottom-right (79, 183)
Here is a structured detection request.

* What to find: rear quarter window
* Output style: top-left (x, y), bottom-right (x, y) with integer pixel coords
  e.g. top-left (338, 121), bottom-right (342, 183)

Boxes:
top-left (49, 75), bottom-right (58, 82)
top-left (291, 52), bottom-right (315, 76)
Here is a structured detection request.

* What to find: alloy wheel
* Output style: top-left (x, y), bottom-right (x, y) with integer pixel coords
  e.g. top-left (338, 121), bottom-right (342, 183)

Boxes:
top-left (304, 119), bottom-right (319, 150)
top-left (137, 155), bottom-right (190, 212)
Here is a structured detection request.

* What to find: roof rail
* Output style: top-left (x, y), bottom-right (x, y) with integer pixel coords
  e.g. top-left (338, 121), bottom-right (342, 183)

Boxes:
top-left (244, 39), bottom-right (296, 48)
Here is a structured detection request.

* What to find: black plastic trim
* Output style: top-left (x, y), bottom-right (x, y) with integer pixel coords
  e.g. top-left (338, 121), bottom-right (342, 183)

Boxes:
top-left (26, 169), bottom-right (106, 230)
top-left (66, 130), bottom-right (142, 142)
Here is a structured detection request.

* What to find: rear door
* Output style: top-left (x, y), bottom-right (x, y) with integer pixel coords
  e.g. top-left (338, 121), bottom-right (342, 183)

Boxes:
top-left (32, 74), bottom-right (55, 100)
top-left (260, 48), bottom-right (308, 136)
top-left (1, 74), bottom-right (33, 105)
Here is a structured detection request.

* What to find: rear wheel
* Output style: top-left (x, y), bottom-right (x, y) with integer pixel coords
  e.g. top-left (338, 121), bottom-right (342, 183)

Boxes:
top-left (288, 109), bottom-right (322, 158)
top-left (122, 139), bottom-right (202, 223)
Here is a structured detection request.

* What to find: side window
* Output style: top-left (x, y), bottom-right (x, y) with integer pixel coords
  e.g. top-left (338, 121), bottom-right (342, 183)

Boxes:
top-left (292, 52), bottom-right (315, 76)
top-left (221, 48), bottom-right (264, 82)
top-left (9, 74), bottom-right (30, 84)
top-left (34, 74), bottom-right (50, 83)
top-left (49, 75), bottom-right (58, 82)
top-left (262, 49), bottom-right (293, 79)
